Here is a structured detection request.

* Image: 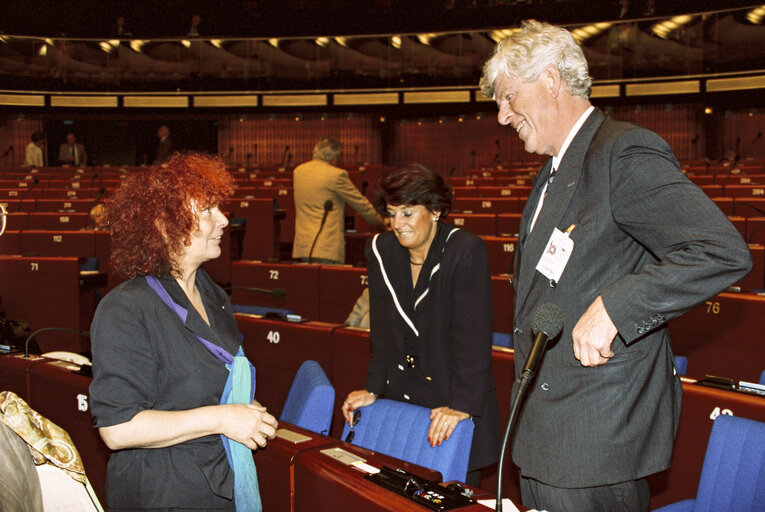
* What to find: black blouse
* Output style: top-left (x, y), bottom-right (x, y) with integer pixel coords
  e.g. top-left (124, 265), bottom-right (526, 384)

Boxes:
top-left (89, 270), bottom-right (240, 510)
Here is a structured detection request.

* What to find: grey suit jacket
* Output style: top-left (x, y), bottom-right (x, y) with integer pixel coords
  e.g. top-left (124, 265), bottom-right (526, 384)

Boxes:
top-left (510, 108), bottom-right (752, 487)
top-left (292, 159), bottom-right (380, 263)
top-left (58, 143), bottom-right (86, 166)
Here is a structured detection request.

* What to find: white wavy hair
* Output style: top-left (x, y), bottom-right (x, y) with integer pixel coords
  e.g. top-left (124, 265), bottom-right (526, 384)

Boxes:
top-left (479, 20), bottom-right (592, 100)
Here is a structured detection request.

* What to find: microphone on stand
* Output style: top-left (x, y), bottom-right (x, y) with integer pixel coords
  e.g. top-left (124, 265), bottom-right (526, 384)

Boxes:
top-left (494, 139), bottom-right (501, 164)
top-left (23, 327), bottom-right (90, 359)
top-left (1, 145), bottom-right (13, 160)
top-left (496, 303), bottom-right (563, 512)
top-left (308, 200), bottom-right (333, 264)
top-left (281, 145), bottom-right (290, 167)
top-left (742, 132), bottom-right (762, 161)
top-left (0, 202), bottom-right (7, 237)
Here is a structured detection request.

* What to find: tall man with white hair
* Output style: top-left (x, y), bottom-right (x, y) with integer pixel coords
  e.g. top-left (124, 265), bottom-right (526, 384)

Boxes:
top-left (292, 136), bottom-right (385, 265)
top-left (480, 20), bottom-right (751, 511)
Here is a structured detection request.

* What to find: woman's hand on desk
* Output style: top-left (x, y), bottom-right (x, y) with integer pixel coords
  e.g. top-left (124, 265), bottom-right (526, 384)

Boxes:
top-left (428, 407), bottom-right (470, 447)
top-left (220, 401), bottom-right (278, 450)
top-left (342, 389), bottom-right (378, 424)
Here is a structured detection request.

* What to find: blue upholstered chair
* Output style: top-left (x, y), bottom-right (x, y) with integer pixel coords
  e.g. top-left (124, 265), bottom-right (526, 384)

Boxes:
top-left (674, 355), bottom-right (688, 376)
top-left (492, 331), bottom-right (513, 348)
top-left (340, 398), bottom-right (475, 483)
top-left (759, 370), bottom-right (765, 385)
top-left (652, 415), bottom-right (765, 512)
top-left (232, 304), bottom-right (294, 317)
top-left (279, 360), bottom-right (335, 436)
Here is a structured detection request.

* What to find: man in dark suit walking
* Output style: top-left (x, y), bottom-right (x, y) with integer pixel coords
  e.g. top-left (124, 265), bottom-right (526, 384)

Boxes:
top-left (154, 125), bottom-right (174, 164)
top-left (479, 20), bottom-right (752, 512)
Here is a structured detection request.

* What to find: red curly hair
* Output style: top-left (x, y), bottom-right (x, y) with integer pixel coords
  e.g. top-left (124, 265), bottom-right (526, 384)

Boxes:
top-left (106, 153), bottom-right (234, 279)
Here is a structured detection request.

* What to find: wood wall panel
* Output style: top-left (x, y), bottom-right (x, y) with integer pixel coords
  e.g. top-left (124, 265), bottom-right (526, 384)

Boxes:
top-left (217, 114), bottom-right (382, 168)
top-left (0, 118), bottom-right (45, 168)
top-left (607, 105), bottom-right (703, 161)
top-left (723, 110), bottom-right (765, 161)
top-left (391, 116), bottom-right (536, 175)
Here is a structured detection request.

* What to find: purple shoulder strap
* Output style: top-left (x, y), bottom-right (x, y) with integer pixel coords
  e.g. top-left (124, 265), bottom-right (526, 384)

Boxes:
top-left (145, 275), bottom-right (233, 365)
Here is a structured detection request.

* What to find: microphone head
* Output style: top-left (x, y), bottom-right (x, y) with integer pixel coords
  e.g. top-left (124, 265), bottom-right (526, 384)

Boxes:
top-left (323, 199), bottom-right (333, 211)
top-left (532, 303), bottom-right (564, 339)
top-left (272, 288), bottom-right (287, 299)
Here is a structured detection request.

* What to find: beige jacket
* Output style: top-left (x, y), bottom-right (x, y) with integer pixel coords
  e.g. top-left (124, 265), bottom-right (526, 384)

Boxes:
top-left (292, 159), bottom-right (381, 263)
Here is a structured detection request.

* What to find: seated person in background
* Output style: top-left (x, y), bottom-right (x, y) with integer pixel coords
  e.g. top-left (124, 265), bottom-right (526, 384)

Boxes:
top-left (342, 164), bottom-right (500, 486)
top-left (24, 131), bottom-right (45, 167)
top-left (89, 153), bottom-right (278, 510)
top-left (80, 204), bottom-right (107, 231)
top-left (345, 287), bottom-right (370, 329)
top-left (292, 136), bottom-right (386, 265)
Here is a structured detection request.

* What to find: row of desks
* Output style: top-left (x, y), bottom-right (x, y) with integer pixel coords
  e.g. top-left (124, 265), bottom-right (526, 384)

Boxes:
top-left (2, 342), bottom-right (765, 510)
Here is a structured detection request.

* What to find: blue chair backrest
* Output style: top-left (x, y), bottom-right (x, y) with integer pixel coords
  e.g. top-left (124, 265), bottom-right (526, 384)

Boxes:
top-left (693, 414), bottom-right (765, 511)
top-left (279, 360), bottom-right (334, 436)
top-left (759, 370), bottom-right (765, 385)
top-left (340, 398), bottom-right (474, 483)
top-left (232, 304), bottom-right (293, 317)
top-left (492, 331), bottom-right (513, 348)
top-left (674, 355), bottom-right (688, 376)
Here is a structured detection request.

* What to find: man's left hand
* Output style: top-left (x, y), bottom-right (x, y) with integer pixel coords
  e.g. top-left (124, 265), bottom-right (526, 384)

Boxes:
top-left (572, 295), bottom-right (617, 366)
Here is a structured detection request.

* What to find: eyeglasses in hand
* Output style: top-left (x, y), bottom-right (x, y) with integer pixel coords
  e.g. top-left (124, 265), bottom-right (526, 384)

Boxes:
top-left (344, 409), bottom-right (361, 443)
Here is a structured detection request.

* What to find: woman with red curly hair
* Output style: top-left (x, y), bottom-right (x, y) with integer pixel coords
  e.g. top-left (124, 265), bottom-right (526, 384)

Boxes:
top-left (89, 153), bottom-right (277, 511)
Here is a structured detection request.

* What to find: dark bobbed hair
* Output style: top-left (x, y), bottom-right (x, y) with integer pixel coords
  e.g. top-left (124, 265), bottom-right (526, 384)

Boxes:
top-left (31, 131), bottom-right (45, 143)
top-left (374, 164), bottom-right (453, 218)
top-left (106, 153), bottom-right (233, 279)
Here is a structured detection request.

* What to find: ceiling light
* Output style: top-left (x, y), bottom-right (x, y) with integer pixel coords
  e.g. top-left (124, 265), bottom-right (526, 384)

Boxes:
top-left (315, 37), bottom-right (330, 47)
top-left (417, 33), bottom-right (437, 45)
top-left (210, 39), bottom-right (224, 49)
top-left (652, 15), bottom-right (693, 39)
top-left (334, 37), bottom-right (347, 47)
top-left (571, 22), bottom-right (613, 44)
top-left (268, 38), bottom-right (280, 48)
top-left (489, 28), bottom-right (520, 44)
top-left (181, 40), bottom-right (191, 48)
top-left (747, 5), bottom-right (765, 24)
top-left (391, 36), bottom-right (402, 49)
top-left (130, 40), bottom-right (145, 52)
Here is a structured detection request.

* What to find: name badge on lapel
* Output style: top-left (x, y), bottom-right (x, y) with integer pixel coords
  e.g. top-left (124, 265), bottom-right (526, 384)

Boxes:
top-left (536, 225), bottom-right (575, 286)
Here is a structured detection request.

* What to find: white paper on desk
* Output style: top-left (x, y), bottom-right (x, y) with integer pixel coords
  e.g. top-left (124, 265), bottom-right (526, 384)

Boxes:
top-left (477, 498), bottom-right (548, 512)
top-left (37, 464), bottom-right (102, 511)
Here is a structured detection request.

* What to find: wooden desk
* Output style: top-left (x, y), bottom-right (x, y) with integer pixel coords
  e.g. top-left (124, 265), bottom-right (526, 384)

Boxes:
top-left (292, 438), bottom-right (489, 512)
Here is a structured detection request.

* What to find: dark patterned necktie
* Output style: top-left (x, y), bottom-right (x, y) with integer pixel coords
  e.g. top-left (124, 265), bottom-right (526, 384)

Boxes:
top-left (544, 168), bottom-right (556, 199)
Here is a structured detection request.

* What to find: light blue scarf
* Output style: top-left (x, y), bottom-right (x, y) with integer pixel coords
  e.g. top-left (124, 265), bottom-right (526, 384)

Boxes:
top-left (145, 275), bottom-right (261, 511)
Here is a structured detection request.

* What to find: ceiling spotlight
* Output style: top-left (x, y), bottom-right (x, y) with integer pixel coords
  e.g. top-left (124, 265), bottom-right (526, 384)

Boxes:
top-left (746, 5), bottom-right (765, 24)
top-left (391, 36), bottom-right (402, 49)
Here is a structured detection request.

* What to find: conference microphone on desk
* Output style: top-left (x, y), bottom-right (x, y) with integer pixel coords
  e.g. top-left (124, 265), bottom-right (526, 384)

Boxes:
top-left (496, 303), bottom-right (563, 512)
top-left (225, 286), bottom-right (287, 300)
top-left (23, 327), bottom-right (90, 359)
top-left (308, 200), bottom-right (333, 264)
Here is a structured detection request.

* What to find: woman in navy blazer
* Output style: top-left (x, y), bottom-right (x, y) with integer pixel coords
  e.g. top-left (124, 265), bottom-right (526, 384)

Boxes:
top-left (342, 164), bottom-right (500, 485)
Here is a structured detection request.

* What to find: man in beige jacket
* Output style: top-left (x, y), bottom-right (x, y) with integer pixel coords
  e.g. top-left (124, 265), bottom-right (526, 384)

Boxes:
top-left (292, 136), bottom-right (385, 264)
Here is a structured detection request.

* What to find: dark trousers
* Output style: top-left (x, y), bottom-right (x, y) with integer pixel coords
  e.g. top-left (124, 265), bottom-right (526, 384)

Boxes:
top-left (520, 475), bottom-right (650, 512)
